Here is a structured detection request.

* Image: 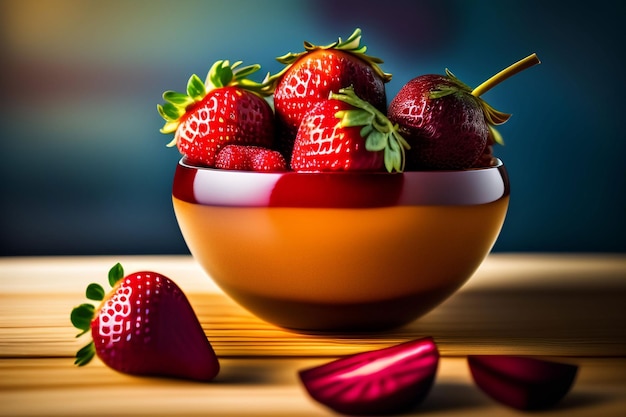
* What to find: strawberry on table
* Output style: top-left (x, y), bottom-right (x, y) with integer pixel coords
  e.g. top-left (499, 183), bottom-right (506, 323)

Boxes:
top-left (299, 337), bottom-right (440, 415)
top-left (158, 60), bottom-right (275, 167)
top-left (291, 87), bottom-right (409, 173)
top-left (271, 28), bottom-right (392, 160)
top-left (70, 263), bottom-right (220, 381)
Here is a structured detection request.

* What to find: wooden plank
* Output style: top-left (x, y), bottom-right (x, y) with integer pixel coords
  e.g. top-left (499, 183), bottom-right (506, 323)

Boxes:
top-left (1, 255), bottom-right (625, 358)
top-left (1, 357), bottom-right (625, 417)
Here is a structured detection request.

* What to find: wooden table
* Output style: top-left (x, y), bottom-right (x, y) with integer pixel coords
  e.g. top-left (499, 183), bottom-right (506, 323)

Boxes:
top-left (1, 254), bottom-right (625, 416)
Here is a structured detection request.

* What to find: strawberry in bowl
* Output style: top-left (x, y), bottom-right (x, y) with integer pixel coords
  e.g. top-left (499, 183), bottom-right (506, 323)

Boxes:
top-left (159, 32), bottom-right (538, 332)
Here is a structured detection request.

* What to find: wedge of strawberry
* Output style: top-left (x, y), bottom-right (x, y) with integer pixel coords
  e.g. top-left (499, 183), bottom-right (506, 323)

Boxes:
top-left (272, 28), bottom-right (392, 160)
top-left (215, 145), bottom-right (287, 172)
top-left (468, 355), bottom-right (578, 410)
top-left (70, 263), bottom-right (220, 381)
top-left (158, 60), bottom-right (275, 167)
top-left (299, 337), bottom-right (440, 415)
top-left (291, 87), bottom-right (409, 173)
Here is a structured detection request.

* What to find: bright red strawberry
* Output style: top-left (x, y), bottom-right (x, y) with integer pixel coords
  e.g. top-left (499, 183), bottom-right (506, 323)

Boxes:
top-left (215, 145), bottom-right (287, 172)
top-left (291, 87), bottom-right (409, 173)
top-left (271, 28), bottom-right (392, 160)
top-left (388, 54), bottom-right (540, 170)
top-left (299, 337), bottom-right (440, 415)
top-left (71, 263), bottom-right (219, 381)
top-left (158, 60), bottom-right (275, 167)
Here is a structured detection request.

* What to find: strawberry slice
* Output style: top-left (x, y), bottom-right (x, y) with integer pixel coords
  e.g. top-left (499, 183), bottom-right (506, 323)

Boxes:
top-left (291, 87), bottom-right (409, 173)
top-left (71, 263), bottom-right (220, 381)
top-left (299, 337), bottom-right (439, 415)
top-left (468, 355), bottom-right (578, 410)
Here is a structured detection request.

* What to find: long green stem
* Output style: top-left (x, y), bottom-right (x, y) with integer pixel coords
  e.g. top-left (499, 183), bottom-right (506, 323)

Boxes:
top-left (472, 53), bottom-right (541, 97)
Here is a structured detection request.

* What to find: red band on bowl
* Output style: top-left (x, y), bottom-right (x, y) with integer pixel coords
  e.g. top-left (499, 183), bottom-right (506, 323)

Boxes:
top-left (172, 159), bottom-right (509, 208)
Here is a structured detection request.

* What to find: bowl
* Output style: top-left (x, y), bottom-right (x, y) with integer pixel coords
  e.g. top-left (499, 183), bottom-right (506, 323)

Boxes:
top-left (172, 158), bottom-right (510, 332)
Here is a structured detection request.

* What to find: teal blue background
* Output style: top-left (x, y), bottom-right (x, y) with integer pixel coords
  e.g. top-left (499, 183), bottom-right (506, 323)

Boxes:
top-left (1, 0), bottom-right (624, 255)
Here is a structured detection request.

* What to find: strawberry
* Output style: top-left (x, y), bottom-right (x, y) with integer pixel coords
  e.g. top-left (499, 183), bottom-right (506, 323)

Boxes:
top-left (215, 145), bottom-right (287, 172)
top-left (291, 87), bottom-right (409, 173)
top-left (468, 355), bottom-right (578, 410)
top-left (299, 337), bottom-right (440, 415)
top-left (388, 54), bottom-right (540, 170)
top-left (472, 129), bottom-right (499, 168)
top-left (70, 263), bottom-right (220, 381)
top-left (271, 28), bottom-right (392, 161)
top-left (158, 60), bottom-right (275, 167)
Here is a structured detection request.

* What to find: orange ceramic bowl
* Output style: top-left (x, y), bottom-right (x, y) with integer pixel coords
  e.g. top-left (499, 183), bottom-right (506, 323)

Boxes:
top-left (172, 158), bottom-right (510, 332)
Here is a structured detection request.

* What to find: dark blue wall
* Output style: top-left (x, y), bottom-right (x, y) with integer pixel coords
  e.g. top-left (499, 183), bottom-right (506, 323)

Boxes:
top-left (1, 0), bottom-right (624, 255)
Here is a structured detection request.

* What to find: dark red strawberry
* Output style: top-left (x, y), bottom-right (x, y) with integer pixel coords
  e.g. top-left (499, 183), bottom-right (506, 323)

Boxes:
top-left (388, 53), bottom-right (540, 170)
top-left (215, 145), bottom-right (287, 172)
top-left (271, 28), bottom-right (391, 161)
top-left (158, 60), bottom-right (275, 167)
top-left (291, 87), bottom-right (409, 172)
top-left (299, 337), bottom-right (439, 415)
top-left (468, 355), bottom-right (578, 410)
top-left (71, 263), bottom-right (219, 381)
top-left (472, 129), bottom-right (499, 168)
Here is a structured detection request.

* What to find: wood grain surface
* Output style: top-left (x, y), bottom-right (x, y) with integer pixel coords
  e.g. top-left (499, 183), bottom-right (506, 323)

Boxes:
top-left (1, 254), bottom-right (625, 416)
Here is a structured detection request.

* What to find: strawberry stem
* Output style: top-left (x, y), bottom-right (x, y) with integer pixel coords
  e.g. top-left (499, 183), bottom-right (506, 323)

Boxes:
top-left (471, 53), bottom-right (541, 97)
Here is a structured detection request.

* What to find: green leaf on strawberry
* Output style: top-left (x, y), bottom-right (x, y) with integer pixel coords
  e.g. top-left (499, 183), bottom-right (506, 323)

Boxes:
top-left (157, 60), bottom-right (273, 138)
top-left (85, 283), bottom-right (105, 301)
top-left (70, 303), bottom-right (95, 336)
top-left (331, 87), bottom-right (410, 173)
top-left (273, 28), bottom-right (392, 84)
top-left (71, 263), bottom-right (220, 380)
top-left (107, 262), bottom-right (124, 287)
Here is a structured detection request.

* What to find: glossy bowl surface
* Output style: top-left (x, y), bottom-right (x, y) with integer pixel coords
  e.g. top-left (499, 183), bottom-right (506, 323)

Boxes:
top-left (172, 159), bottom-right (510, 332)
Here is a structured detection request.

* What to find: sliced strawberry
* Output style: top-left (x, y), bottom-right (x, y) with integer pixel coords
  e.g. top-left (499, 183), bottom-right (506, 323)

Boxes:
top-left (299, 337), bottom-right (439, 415)
top-left (271, 28), bottom-right (391, 160)
top-left (215, 145), bottom-right (287, 172)
top-left (71, 263), bottom-right (219, 381)
top-left (158, 60), bottom-right (275, 167)
top-left (468, 355), bottom-right (578, 410)
top-left (291, 87), bottom-right (409, 173)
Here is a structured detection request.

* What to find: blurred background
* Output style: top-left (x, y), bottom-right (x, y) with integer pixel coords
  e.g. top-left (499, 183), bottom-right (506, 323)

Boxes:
top-left (1, 0), bottom-right (624, 256)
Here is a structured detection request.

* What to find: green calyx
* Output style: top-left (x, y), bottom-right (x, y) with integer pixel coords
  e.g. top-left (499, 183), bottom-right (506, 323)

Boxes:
top-left (273, 28), bottom-right (392, 83)
top-left (429, 69), bottom-right (511, 146)
top-left (331, 86), bottom-right (410, 173)
top-left (157, 60), bottom-right (274, 145)
top-left (70, 263), bottom-right (125, 367)
top-left (429, 54), bottom-right (541, 147)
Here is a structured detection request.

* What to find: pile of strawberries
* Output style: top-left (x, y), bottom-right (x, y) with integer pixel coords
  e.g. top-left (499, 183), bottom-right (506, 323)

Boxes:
top-left (158, 29), bottom-right (539, 173)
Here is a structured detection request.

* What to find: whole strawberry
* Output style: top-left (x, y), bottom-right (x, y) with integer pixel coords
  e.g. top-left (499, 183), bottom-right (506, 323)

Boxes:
top-left (291, 87), bottom-right (409, 173)
top-left (158, 60), bottom-right (275, 167)
top-left (272, 29), bottom-right (391, 160)
top-left (388, 54), bottom-right (540, 170)
top-left (215, 144), bottom-right (287, 172)
top-left (71, 263), bottom-right (220, 381)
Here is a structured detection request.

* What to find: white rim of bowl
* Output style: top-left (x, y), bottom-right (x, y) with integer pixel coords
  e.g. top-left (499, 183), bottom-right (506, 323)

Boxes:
top-left (174, 159), bottom-right (509, 207)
